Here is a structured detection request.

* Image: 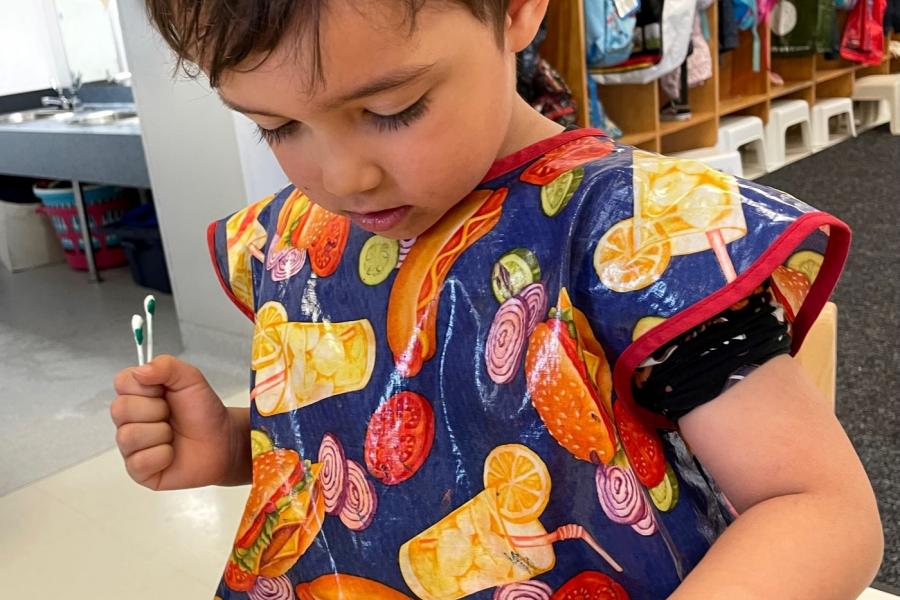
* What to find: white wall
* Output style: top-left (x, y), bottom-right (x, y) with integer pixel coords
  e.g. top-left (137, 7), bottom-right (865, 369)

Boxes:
top-left (232, 113), bottom-right (290, 202)
top-left (0, 0), bottom-right (63, 94)
top-left (54, 0), bottom-right (122, 82)
top-left (116, 0), bottom-right (286, 360)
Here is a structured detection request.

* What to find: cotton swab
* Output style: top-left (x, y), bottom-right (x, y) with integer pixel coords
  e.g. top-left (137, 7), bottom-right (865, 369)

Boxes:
top-left (132, 314), bottom-right (145, 366)
top-left (143, 294), bottom-right (156, 362)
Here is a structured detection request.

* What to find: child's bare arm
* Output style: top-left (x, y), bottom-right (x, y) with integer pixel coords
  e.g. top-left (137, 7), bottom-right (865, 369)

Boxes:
top-left (111, 355), bottom-right (252, 490)
top-left (670, 355), bottom-right (883, 599)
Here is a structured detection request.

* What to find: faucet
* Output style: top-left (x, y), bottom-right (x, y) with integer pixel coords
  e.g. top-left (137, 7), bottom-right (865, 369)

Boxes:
top-left (41, 73), bottom-right (82, 111)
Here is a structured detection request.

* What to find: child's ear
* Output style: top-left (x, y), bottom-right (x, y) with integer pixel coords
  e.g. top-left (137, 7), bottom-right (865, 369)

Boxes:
top-left (504, 0), bottom-right (550, 53)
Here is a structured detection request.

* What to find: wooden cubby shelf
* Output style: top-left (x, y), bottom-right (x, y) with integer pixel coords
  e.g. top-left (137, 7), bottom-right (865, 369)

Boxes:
top-left (544, 2), bottom-right (896, 154)
top-left (720, 94), bottom-right (769, 116)
top-left (770, 80), bottom-right (814, 99)
top-left (619, 131), bottom-right (657, 146)
top-left (659, 112), bottom-right (717, 136)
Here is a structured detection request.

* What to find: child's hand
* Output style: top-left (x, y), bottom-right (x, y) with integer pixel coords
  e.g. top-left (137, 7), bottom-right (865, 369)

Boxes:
top-left (111, 355), bottom-right (238, 491)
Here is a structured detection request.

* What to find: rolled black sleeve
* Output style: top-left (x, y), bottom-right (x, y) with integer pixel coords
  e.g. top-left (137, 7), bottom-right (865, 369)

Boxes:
top-left (632, 280), bottom-right (792, 422)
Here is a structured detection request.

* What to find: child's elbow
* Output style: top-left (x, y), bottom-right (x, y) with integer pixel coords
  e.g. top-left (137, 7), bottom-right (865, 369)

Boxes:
top-left (839, 490), bottom-right (885, 587)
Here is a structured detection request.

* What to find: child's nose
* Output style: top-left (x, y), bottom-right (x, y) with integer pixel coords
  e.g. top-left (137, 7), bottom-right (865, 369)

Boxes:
top-left (320, 157), bottom-right (382, 199)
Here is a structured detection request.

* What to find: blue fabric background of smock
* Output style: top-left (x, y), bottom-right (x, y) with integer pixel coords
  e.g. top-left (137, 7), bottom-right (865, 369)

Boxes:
top-left (211, 135), bottom-right (837, 599)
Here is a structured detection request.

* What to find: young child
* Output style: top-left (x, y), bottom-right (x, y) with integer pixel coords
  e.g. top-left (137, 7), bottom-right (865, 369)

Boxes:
top-left (110, 1), bottom-right (883, 598)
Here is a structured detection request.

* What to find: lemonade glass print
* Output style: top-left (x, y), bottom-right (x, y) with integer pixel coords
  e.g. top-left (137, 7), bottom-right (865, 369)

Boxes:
top-left (399, 445), bottom-right (555, 599)
top-left (595, 150), bottom-right (749, 293)
top-left (251, 301), bottom-right (376, 417)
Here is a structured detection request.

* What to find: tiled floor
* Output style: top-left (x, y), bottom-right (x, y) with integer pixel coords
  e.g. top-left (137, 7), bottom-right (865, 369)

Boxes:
top-left (0, 390), bottom-right (894, 599)
top-left (0, 391), bottom-right (250, 599)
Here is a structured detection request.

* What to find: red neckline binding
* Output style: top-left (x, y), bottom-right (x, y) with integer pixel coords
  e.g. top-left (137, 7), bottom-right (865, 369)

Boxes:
top-left (480, 127), bottom-right (608, 183)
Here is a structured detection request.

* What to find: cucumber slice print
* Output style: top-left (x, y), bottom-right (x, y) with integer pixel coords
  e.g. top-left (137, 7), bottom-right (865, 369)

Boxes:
top-left (491, 248), bottom-right (541, 303)
top-left (786, 250), bottom-right (824, 284)
top-left (540, 167), bottom-right (584, 217)
top-left (359, 235), bottom-right (400, 286)
top-left (250, 429), bottom-right (274, 459)
top-left (648, 462), bottom-right (680, 512)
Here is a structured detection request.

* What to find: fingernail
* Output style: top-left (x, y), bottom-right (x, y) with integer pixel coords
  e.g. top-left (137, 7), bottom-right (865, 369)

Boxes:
top-left (134, 365), bottom-right (152, 377)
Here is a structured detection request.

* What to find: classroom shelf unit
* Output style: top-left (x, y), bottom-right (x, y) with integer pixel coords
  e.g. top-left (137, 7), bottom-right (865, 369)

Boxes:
top-left (542, 2), bottom-right (897, 154)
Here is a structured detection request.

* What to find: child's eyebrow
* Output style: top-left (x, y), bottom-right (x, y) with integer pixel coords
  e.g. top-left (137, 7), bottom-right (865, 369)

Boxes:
top-left (326, 62), bottom-right (436, 109)
top-left (217, 62), bottom-right (436, 119)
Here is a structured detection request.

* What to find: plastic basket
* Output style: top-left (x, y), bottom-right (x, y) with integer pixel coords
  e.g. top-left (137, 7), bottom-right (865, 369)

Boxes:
top-left (33, 182), bottom-right (137, 271)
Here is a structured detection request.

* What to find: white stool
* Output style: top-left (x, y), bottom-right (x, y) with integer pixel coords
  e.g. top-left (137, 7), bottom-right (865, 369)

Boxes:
top-left (852, 74), bottom-right (900, 135)
top-left (766, 99), bottom-right (813, 171)
top-left (854, 99), bottom-right (891, 133)
top-left (811, 97), bottom-right (857, 151)
top-left (669, 147), bottom-right (744, 178)
top-left (716, 115), bottom-right (768, 179)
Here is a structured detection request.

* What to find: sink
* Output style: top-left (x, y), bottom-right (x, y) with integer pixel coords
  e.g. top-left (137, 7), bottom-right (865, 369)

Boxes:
top-left (0, 108), bottom-right (74, 124)
top-left (68, 109), bottom-right (138, 126)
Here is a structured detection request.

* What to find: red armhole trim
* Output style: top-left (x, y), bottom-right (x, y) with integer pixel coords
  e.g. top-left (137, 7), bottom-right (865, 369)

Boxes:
top-left (206, 220), bottom-right (255, 322)
top-left (481, 128), bottom-right (608, 182)
top-left (613, 212), bottom-right (851, 431)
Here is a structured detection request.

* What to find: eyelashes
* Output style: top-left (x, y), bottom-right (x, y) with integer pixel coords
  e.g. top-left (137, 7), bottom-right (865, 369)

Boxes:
top-left (255, 121), bottom-right (299, 145)
top-left (254, 94), bottom-right (431, 145)
top-left (370, 94), bottom-right (430, 132)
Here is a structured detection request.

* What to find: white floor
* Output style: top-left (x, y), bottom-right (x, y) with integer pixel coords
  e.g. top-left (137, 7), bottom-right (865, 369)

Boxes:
top-left (0, 389), bottom-right (894, 599)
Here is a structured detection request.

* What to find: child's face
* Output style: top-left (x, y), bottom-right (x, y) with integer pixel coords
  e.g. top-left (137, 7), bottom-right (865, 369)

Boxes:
top-left (217, 1), bottom-right (538, 239)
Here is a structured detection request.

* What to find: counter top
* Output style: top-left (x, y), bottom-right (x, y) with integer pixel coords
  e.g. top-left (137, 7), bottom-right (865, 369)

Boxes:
top-left (0, 115), bottom-right (150, 189)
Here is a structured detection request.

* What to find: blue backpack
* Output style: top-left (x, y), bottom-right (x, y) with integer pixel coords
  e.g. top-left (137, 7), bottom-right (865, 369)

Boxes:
top-left (584, 0), bottom-right (640, 68)
top-left (733, 0), bottom-right (761, 71)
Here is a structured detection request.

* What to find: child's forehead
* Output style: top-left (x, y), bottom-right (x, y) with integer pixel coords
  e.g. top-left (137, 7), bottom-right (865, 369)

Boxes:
top-left (220, 3), bottom-right (474, 105)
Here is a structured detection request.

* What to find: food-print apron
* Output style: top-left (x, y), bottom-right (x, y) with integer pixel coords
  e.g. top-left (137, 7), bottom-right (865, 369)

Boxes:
top-left (208, 128), bottom-right (850, 600)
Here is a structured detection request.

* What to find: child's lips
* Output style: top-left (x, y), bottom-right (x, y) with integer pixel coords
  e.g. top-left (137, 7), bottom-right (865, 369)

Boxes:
top-left (346, 205), bottom-right (411, 233)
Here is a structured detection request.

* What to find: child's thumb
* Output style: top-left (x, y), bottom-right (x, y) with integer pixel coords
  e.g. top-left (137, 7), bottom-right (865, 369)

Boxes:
top-left (132, 355), bottom-right (207, 392)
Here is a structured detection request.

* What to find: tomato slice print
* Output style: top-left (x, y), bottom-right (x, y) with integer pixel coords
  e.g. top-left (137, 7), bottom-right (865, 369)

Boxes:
top-left (552, 570), bottom-right (630, 600)
top-left (309, 215), bottom-right (350, 277)
top-left (224, 560), bottom-right (256, 592)
top-left (364, 391), bottom-right (435, 485)
top-left (613, 398), bottom-right (666, 488)
top-left (520, 136), bottom-right (615, 185)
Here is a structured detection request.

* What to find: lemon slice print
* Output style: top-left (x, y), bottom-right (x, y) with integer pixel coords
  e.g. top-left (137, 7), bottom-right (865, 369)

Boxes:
top-left (483, 444), bottom-right (551, 524)
top-left (594, 219), bottom-right (672, 293)
top-left (252, 301), bottom-right (288, 370)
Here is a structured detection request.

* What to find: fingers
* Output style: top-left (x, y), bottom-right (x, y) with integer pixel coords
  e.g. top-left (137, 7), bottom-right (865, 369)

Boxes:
top-left (113, 367), bottom-right (164, 398)
top-left (115, 421), bottom-right (174, 459)
top-left (130, 355), bottom-right (210, 394)
top-left (123, 444), bottom-right (175, 490)
top-left (109, 394), bottom-right (170, 428)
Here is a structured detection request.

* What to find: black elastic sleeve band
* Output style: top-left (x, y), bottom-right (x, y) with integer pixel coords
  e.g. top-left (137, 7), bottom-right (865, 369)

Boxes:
top-left (632, 281), bottom-right (792, 422)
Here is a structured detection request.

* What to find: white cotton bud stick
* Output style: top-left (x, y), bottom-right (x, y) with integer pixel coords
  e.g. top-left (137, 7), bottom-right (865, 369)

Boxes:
top-left (132, 314), bottom-right (145, 366)
top-left (143, 295), bottom-right (156, 362)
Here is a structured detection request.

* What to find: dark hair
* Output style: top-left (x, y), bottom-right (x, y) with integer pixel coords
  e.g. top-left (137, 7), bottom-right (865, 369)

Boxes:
top-left (146, 0), bottom-right (510, 87)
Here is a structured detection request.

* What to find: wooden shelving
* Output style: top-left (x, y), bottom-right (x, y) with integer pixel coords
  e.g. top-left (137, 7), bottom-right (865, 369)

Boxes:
top-left (659, 111), bottom-right (716, 136)
top-left (815, 67), bottom-right (856, 83)
top-left (619, 131), bottom-right (657, 146)
top-left (720, 93), bottom-right (769, 116)
top-left (544, 3), bottom-right (896, 153)
top-left (770, 80), bottom-right (814, 99)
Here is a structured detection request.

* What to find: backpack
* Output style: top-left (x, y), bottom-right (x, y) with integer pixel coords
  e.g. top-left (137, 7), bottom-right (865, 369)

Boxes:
top-left (840, 0), bottom-right (888, 65)
top-left (584, 0), bottom-right (640, 68)
top-left (733, 0), bottom-right (762, 70)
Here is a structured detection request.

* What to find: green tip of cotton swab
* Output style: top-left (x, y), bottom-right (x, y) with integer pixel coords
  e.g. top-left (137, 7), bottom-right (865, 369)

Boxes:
top-left (132, 314), bottom-right (145, 366)
top-left (143, 295), bottom-right (156, 362)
